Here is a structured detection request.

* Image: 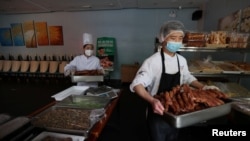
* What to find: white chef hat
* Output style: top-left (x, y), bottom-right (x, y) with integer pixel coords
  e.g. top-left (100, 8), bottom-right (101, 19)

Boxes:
top-left (82, 33), bottom-right (93, 46)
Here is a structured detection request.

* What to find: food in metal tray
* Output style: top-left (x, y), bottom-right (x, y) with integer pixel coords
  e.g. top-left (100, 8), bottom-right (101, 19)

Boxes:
top-left (164, 102), bottom-right (231, 128)
top-left (74, 70), bottom-right (103, 75)
top-left (229, 61), bottom-right (250, 73)
top-left (196, 60), bottom-right (222, 73)
top-left (32, 108), bottom-right (91, 130)
top-left (57, 95), bottom-right (110, 109)
top-left (154, 84), bottom-right (229, 115)
top-left (212, 82), bottom-right (250, 98)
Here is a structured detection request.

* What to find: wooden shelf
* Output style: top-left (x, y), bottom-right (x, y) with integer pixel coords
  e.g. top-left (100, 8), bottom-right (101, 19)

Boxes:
top-left (121, 64), bottom-right (140, 83)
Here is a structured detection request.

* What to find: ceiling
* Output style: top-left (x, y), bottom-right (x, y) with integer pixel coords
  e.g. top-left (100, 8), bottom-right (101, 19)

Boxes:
top-left (0, 0), bottom-right (208, 14)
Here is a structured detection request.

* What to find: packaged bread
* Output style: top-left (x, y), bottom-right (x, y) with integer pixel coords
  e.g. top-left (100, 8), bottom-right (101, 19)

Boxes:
top-left (209, 31), bottom-right (227, 44)
top-left (186, 41), bottom-right (206, 47)
top-left (184, 32), bottom-right (206, 41)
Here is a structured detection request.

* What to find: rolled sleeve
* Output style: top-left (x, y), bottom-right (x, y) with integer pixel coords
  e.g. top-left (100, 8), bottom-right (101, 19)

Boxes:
top-left (129, 68), bottom-right (152, 92)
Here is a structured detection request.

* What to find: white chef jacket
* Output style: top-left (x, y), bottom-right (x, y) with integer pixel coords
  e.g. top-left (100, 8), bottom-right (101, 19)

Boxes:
top-left (64, 54), bottom-right (103, 87)
top-left (129, 52), bottom-right (197, 96)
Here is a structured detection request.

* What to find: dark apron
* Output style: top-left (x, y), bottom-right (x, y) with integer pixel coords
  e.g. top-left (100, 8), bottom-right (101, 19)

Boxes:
top-left (147, 49), bottom-right (180, 141)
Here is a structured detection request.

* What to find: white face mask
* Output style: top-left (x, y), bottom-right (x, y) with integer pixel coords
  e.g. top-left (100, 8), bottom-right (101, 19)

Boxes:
top-left (85, 49), bottom-right (94, 56)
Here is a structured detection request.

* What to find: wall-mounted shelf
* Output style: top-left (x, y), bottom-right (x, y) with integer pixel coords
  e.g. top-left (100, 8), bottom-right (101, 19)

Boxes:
top-left (179, 47), bottom-right (250, 53)
top-left (191, 72), bottom-right (250, 77)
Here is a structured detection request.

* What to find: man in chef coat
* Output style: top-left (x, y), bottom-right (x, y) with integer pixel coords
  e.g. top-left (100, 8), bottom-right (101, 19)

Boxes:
top-left (130, 20), bottom-right (219, 141)
top-left (64, 33), bottom-right (103, 87)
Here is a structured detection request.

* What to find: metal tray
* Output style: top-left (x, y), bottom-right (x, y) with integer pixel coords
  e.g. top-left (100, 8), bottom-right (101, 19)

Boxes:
top-left (56, 95), bottom-right (110, 109)
top-left (163, 101), bottom-right (232, 128)
top-left (232, 102), bottom-right (250, 116)
top-left (84, 86), bottom-right (118, 99)
top-left (31, 106), bottom-right (93, 136)
top-left (31, 131), bottom-right (85, 141)
top-left (71, 75), bottom-right (104, 82)
top-left (212, 61), bottom-right (243, 74)
top-left (51, 86), bottom-right (89, 101)
top-left (212, 82), bottom-right (250, 99)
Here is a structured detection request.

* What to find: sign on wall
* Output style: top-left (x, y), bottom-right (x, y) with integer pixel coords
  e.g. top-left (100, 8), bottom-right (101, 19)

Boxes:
top-left (0, 28), bottom-right (13, 46)
top-left (23, 21), bottom-right (37, 48)
top-left (0, 20), bottom-right (64, 48)
top-left (35, 22), bottom-right (49, 46)
top-left (49, 26), bottom-right (64, 45)
top-left (96, 37), bottom-right (116, 71)
top-left (11, 23), bottom-right (25, 46)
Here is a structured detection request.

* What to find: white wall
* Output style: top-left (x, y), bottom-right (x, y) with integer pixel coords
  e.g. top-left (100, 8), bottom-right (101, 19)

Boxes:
top-left (1, 0), bottom-right (249, 89)
top-left (0, 8), bottom-right (199, 79)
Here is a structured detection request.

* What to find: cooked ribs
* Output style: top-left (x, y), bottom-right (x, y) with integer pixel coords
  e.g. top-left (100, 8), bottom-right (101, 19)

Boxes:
top-left (154, 84), bottom-right (229, 115)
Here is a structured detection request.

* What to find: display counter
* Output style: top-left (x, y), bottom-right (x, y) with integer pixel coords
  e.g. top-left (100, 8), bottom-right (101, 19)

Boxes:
top-left (30, 92), bottom-right (120, 141)
top-left (0, 88), bottom-right (121, 141)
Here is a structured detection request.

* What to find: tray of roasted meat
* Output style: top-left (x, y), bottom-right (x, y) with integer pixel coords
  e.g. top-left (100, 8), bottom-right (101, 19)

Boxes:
top-left (154, 84), bottom-right (232, 128)
top-left (71, 70), bottom-right (104, 82)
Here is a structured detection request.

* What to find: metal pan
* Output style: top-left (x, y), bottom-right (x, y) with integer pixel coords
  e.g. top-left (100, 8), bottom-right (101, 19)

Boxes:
top-left (71, 75), bottom-right (104, 82)
top-left (31, 106), bottom-right (92, 136)
top-left (163, 101), bottom-right (232, 128)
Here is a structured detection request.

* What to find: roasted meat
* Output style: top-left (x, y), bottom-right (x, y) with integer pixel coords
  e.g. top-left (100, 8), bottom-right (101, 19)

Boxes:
top-left (154, 84), bottom-right (229, 115)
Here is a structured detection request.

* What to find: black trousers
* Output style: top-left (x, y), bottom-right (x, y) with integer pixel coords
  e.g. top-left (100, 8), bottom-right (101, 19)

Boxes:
top-left (147, 108), bottom-right (179, 141)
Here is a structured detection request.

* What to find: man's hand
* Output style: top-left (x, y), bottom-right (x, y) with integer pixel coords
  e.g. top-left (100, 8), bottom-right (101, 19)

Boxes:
top-left (202, 85), bottom-right (220, 91)
top-left (151, 98), bottom-right (165, 115)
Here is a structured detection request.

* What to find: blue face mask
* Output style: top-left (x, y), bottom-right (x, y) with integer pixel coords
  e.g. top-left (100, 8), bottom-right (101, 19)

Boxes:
top-left (165, 41), bottom-right (182, 53)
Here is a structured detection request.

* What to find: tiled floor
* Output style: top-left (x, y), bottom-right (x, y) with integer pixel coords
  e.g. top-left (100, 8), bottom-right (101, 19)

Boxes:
top-left (1, 77), bottom-right (250, 141)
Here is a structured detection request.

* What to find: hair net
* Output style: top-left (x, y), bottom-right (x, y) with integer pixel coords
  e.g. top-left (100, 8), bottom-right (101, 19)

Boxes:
top-left (158, 20), bottom-right (185, 43)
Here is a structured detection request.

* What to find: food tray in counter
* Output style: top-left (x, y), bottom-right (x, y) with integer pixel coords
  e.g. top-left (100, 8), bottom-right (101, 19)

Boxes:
top-left (31, 131), bottom-right (85, 141)
top-left (84, 86), bottom-right (118, 99)
top-left (71, 75), bottom-right (104, 82)
top-left (163, 101), bottom-right (232, 128)
top-left (31, 106), bottom-right (93, 136)
top-left (212, 82), bottom-right (250, 99)
top-left (232, 102), bottom-right (250, 116)
top-left (212, 61), bottom-right (243, 74)
top-left (195, 60), bottom-right (223, 74)
top-left (205, 43), bottom-right (229, 48)
top-left (56, 95), bottom-right (110, 109)
top-left (51, 86), bottom-right (89, 101)
top-left (228, 61), bottom-right (250, 74)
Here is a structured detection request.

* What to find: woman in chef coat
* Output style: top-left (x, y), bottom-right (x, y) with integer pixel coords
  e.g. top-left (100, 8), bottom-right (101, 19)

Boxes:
top-left (130, 21), bottom-right (219, 141)
top-left (64, 33), bottom-right (103, 87)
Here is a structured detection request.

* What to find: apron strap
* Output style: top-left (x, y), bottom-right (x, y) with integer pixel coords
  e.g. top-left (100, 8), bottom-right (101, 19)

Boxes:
top-left (160, 49), bottom-right (165, 73)
top-left (161, 49), bottom-right (180, 73)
